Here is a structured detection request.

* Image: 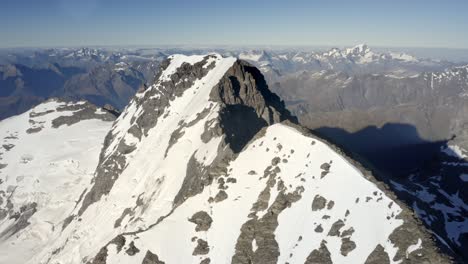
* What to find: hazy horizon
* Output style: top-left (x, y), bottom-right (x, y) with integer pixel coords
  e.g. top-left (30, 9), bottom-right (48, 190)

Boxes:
top-left (3, 44), bottom-right (468, 62)
top-left (2, 0), bottom-right (468, 49)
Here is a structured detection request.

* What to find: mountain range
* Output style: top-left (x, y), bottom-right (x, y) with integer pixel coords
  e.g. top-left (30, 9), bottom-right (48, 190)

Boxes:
top-left (0, 46), bottom-right (467, 263)
top-left (0, 54), bottom-right (459, 263)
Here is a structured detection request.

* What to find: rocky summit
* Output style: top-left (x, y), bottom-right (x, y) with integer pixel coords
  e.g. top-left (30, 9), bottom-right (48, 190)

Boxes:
top-left (0, 54), bottom-right (454, 263)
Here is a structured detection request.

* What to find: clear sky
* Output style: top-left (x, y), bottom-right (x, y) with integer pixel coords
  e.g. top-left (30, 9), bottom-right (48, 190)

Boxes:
top-left (2, 0), bottom-right (468, 48)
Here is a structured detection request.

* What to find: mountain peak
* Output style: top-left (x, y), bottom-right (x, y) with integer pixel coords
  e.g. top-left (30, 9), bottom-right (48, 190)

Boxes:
top-left (345, 44), bottom-right (371, 55)
top-left (76, 53), bottom-right (295, 215)
top-left (238, 50), bottom-right (272, 62)
top-left (2, 54), bottom-right (452, 264)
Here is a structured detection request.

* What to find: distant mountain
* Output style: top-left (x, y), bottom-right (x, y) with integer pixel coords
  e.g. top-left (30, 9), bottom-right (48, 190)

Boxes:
top-left (0, 63), bottom-right (86, 119)
top-left (274, 64), bottom-right (468, 144)
top-left (270, 62), bottom-right (468, 262)
top-left (0, 55), bottom-right (452, 264)
top-left (236, 45), bottom-right (458, 82)
top-left (0, 53), bottom-right (162, 119)
top-left (0, 45), bottom-right (462, 120)
top-left (57, 61), bottom-right (159, 109)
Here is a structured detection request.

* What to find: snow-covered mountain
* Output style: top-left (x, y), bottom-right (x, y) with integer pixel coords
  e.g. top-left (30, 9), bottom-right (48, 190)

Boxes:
top-left (238, 44), bottom-right (425, 66)
top-left (0, 54), bottom-right (453, 263)
top-left (424, 65), bottom-right (468, 95)
top-left (1, 45), bottom-right (462, 121)
top-left (236, 45), bottom-right (456, 82)
top-left (0, 99), bottom-right (116, 263)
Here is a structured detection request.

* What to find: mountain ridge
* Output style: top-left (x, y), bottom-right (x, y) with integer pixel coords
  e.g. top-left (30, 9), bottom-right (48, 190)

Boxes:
top-left (0, 54), bottom-right (457, 263)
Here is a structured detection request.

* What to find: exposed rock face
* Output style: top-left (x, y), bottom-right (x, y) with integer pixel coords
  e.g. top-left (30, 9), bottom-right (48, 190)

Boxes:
top-left (3, 55), bottom-right (453, 264)
top-left (125, 241), bottom-right (140, 256)
top-left (0, 202), bottom-right (37, 238)
top-left (210, 60), bottom-right (297, 153)
top-left (193, 239), bottom-right (210, 255)
top-left (189, 211), bottom-right (213, 232)
top-left (142, 251), bottom-right (166, 264)
top-left (327, 219), bottom-right (345, 237)
top-left (365, 244), bottom-right (390, 264)
top-left (340, 237), bottom-right (356, 256)
top-left (52, 100), bottom-right (117, 127)
top-left (231, 187), bottom-right (303, 264)
top-left (210, 60), bottom-right (297, 126)
top-left (311, 195), bottom-right (327, 211)
top-left (305, 240), bottom-right (332, 264)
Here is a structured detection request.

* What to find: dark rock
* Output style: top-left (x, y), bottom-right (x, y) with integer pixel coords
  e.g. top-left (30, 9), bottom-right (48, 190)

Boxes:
top-left (102, 104), bottom-right (121, 117)
top-left (341, 227), bottom-right (355, 237)
top-left (340, 237), bottom-right (356, 256)
top-left (0, 209), bottom-right (7, 221)
top-left (193, 239), bottom-right (209, 255)
top-left (320, 171), bottom-right (328, 178)
top-left (365, 244), bottom-right (390, 264)
top-left (327, 219), bottom-right (345, 237)
top-left (30, 110), bottom-right (55, 118)
top-left (189, 211), bottom-right (213, 232)
top-left (231, 188), bottom-right (302, 264)
top-left (26, 127), bottom-right (42, 134)
top-left (0, 202), bottom-right (37, 238)
top-left (2, 144), bottom-right (14, 151)
top-left (271, 157), bottom-right (281, 166)
top-left (305, 240), bottom-right (332, 264)
top-left (200, 258), bottom-right (210, 264)
top-left (52, 102), bottom-right (115, 128)
top-left (90, 247), bottom-right (108, 264)
top-left (210, 60), bottom-right (297, 126)
top-left (314, 224), bottom-right (324, 233)
top-left (125, 241), bottom-right (140, 256)
top-left (173, 153), bottom-right (215, 207)
top-left (214, 190), bottom-right (228, 202)
top-left (62, 215), bottom-right (74, 230)
top-left (311, 195), bottom-right (327, 211)
top-left (110, 235), bottom-right (126, 253)
top-left (114, 208), bottom-right (133, 228)
top-left (320, 163), bottom-right (331, 171)
top-left (226, 177), bottom-right (237, 183)
top-left (142, 250), bottom-right (165, 264)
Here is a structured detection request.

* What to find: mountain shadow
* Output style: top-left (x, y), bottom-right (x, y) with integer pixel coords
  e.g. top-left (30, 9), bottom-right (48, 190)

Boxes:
top-left (314, 123), bottom-right (448, 176)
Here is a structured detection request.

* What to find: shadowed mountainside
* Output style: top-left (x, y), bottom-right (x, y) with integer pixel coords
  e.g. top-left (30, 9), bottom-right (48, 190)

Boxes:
top-left (314, 123), bottom-right (448, 175)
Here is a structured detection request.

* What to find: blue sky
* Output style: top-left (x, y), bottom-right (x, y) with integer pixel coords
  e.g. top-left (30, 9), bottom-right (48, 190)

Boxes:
top-left (2, 0), bottom-right (468, 48)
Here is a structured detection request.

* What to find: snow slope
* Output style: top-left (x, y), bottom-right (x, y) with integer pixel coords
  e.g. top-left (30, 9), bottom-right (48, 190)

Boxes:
top-left (4, 54), bottom-right (451, 264)
top-left (0, 99), bottom-right (115, 263)
top-left (95, 124), bottom-right (408, 264)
